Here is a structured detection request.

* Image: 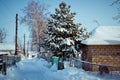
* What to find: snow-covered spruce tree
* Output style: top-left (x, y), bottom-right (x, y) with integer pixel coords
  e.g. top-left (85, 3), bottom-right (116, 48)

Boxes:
top-left (46, 2), bottom-right (91, 59)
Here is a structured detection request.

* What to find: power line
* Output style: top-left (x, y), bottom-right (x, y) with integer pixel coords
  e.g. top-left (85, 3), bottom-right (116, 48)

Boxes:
top-left (0, 0), bottom-right (14, 15)
top-left (0, 0), bottom-right (15, 27)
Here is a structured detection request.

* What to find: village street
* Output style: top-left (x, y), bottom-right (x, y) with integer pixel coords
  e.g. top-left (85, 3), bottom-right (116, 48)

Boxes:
top-left (0, 0), bottom-right (120, 80)
top-left (0, 57), bottom-right (120, 80)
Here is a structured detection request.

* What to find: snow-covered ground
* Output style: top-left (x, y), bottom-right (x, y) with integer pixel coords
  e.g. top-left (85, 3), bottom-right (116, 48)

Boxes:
top-left (0, 58), bottom-right (120, 80)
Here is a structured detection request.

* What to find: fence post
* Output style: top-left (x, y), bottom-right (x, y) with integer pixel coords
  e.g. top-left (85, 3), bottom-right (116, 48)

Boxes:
top-left (2, 61), bottom-right (6, 75)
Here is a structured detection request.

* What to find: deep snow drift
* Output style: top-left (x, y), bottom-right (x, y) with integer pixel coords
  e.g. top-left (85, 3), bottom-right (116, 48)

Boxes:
top-left (0, 58), bottom-right (120, 80)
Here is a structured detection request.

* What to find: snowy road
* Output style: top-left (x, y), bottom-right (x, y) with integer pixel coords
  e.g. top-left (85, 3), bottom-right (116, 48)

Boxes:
top-left (0, 58), bottom-right (120, 80)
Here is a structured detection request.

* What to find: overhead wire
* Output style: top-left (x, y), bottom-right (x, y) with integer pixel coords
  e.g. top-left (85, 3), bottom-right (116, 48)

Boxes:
top-left (0, 0), bottom-right (15, 27)
top-left (0, 0), bottom-right (14, 15)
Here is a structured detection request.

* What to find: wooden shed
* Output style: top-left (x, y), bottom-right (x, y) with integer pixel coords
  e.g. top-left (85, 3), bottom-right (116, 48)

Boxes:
top-left (81, 26), bottom-right (120, 71)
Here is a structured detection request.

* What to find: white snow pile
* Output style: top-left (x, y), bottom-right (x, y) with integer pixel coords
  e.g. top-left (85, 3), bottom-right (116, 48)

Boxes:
top-left (82, 26), bottom-right (120, 44)
top-left (27, 51), bottom-right (38, 59)
top-left (61, 38), bottom-right (74, 45)
top-left (0, 58), bottom-right (120, 80)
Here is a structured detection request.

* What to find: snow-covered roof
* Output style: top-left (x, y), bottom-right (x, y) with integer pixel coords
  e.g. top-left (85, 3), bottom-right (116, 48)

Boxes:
top-left (28, 51), bottom-right (39, 55)
top-left (82, 26), bottom-right (120, 45)
top-left (0, 52), bottom-right (10, 55)
top-left (0, 43), bottom-right (15, 50)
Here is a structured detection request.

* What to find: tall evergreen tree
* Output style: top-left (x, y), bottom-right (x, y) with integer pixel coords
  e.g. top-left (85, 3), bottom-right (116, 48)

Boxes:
top-left (46, 2), bottom-right (91, 59)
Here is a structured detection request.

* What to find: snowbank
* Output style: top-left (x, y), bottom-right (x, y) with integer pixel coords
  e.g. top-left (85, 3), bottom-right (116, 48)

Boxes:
top-left (82, 26), bottom-right (120, 44)
top-left (28, 51), bottom-right (38, 59)
top-left (0, 58), bottom-right (120, 80)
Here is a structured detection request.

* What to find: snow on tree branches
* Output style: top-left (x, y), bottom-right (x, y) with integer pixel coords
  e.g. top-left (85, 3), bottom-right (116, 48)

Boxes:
top-left (46, 2), bottom-right (91, 58)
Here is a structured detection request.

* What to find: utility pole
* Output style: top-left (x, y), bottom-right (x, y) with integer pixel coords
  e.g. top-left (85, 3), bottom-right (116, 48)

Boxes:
top-left (23, 34), bottom-right (26, 56)
top-left (27, 40), bottom-right (29, 56)
top-left (15, 14), bottom-right (18, 55)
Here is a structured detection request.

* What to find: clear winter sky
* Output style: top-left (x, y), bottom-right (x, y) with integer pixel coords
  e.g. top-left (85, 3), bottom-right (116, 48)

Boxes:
top-left (0, 0), bottom-right (119, 44)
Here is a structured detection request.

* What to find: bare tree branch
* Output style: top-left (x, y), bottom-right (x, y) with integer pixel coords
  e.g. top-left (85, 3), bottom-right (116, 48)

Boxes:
top-left (21, 0), bottom-right (49, 51)
top-left (111, 0), bottom-right (120, 23)
top-left (110, 0), bottom-right (120, 6)
top-left (0, 28), bottom-right (7, 43)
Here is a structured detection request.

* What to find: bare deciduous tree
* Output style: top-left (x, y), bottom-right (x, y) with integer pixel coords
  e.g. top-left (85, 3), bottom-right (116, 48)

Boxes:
top-left (0, 28), bottom-right (7, 43)
top-left (111, 0), bottom-right (120, 23)
top-left (21, 0), bottom-right (48, 51)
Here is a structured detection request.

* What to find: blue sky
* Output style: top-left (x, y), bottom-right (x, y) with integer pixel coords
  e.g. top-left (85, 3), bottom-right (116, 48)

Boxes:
top-left (0, 0), bottom-right (119, 44)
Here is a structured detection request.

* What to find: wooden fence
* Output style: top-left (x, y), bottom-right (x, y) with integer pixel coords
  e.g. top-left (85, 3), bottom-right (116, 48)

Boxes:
top-left (69, 58), bottom-right (120, 75)
top-left (0, 55), bottom-right (21, 75)
top-left (0, 59), bottom-right (6, 75)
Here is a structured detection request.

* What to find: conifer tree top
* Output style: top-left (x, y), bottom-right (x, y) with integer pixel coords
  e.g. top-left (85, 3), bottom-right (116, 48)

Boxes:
top-left (46, 2), bottom-right (91, 57)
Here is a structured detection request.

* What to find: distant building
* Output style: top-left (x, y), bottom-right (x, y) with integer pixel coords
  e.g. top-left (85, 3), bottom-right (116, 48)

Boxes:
top-left (81, 26), bottom-right (120, 71)
top-left (0, 43), bottom-right (22, 55)
top-left (0, 43), bottom-right (21, 67)
top-left (0, 43), bottom-right (15, 55)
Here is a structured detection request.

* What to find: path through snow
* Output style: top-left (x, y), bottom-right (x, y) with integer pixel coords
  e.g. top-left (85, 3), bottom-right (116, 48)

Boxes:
top-left (0, 58), bottom-right (120, 80)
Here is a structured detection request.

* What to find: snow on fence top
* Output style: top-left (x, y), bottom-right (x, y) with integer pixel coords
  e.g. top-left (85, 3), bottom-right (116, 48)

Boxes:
top-left (82, 26), bottom-right (120, 45)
